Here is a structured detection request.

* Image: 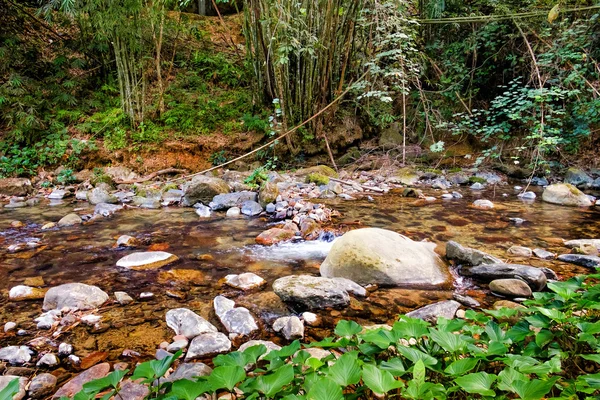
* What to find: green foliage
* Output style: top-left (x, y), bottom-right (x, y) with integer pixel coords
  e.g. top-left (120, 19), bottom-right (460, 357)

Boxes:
top-left (57, 168), bottom-right (76, 184)
top-left (244, 166), bottom-right (269, 189)
top-left (72, 272), bottom-right (600, 400)
top-left (209, 150), bottom-right (228, 166)
top-left (0, 378), bottom-right (20, 400)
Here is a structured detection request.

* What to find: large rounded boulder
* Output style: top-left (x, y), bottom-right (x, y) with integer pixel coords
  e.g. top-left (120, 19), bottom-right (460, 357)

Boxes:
top-left (541, 183), bottom-right (592, 207)
top-left (320, 228), bottom-right (450, 287)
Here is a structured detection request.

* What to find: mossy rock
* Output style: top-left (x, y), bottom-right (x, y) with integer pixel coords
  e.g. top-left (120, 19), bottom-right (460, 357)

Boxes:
top-left (469, 176), bottom-right (487, 184)
top-left (337, 147), bottom-right (361, 166)
top-left (295, 165), bottom-right (339, 178)
top-left (162, 183), bottom-right (179, 192)
top-left (306, 173), bottom-right (330, 186)
top-left (91, 172), bottom-right (114, 187)
top-left (448, 167), bottom-right (462, 173)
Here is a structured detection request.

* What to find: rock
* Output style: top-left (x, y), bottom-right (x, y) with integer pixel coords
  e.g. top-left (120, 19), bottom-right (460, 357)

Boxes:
top-left (94, 203), bottom-right (123, 217)
top-left (183, 176), bottom-right (230, 205)
top-left (564, 167), bottom-right (593, 187)
top-left (446, 241), bottom-right (502, 266)
top-left (162, 363), bottom-right (212, 383)
top-left (9, 285), bottom-right (46, 301)
top-left (41, 222), bottom-right (57, 230)
top-left (58, 343), bottom-right (73, 356)
top-left (517, 191), bottom-right (536, 200)
top-left (507, 246), bottom-right (532, 258)
top-left (259, 182), bottom-right (279, 208)
top-left (185, 332), bottom-right (231, 360)
top-left (494, 300), bottom-right (526, 310)
top-left (162, 189), bottom-right (184, 205)
top-left (265, 203), bottom-right (276, 213)
top-left (294, 166), bottom-right (338, 179)
top-left (489, 279), bottom-right (532, 297)
top-left (104, 167), bottom-right (139, 183)
top-left (29, 373), bottom-right (57, 399)
top-left (531, 177), bottom-right (549, 186)
top-left (116, 235), bottom-right (138, 247)
top-left (209, 191), bottom-right (257, 211)
top-left (405, 300), bottom-right (461, 323)
top-left (0, 179), bottom-right (33, 197)
top-left (378, 122), bottom-right (403, 150)
top-left (452, 294), bottom-right (480, 308)
top-left (395, 168), bottom-right (420, 186)
top-left (167, 339), bottom-right (188, 352)
top-left (52, 363), bottom-right (110, 399)
top-left (0, 346), bottom-right (33, 365)
top-left (542, 184), bottom-right (593, 207)
top-left (118, 380), bottom-right (150, 400)
top-left (165, 308), bottom-right (217, 339)
top-left (564, 239), bottom-right (600, 250)
top-left (299, 218), bottom-right (320, 240)
top-left (273, 316), bottom-right (304, 340)
top-left (48, 189), bottom-right (67, 200)
top-left (37, 353), bottom-right (59, 367)
top-left (4, 322), bottom-right (17, 332)
top-left (43, 283), bottom-right (109, 311)
top-left (225, 273), bottom-right (265, 290)
top-left (226, 207), bottom-right (241, 217)
top-left (116, 251), bottom-right (178, 271)
top-left (214, 296), bottom-right (236, 318)
top-left (57, 213), bottom-right (82, 227)
top-left (35, 310), bottom-right (61, 329)
top-left (320, 228), bottom-right (449, 287)
top-left (301, 312), bottom-right (319, 326)
top-left (218, 307), bottom-right (259, 336)
top-left (87, 187), bottom-right (118, 205)
top-left (241, 201), bottom-right (263, 216)
top-left (132, 196), bottom-right (161, 209)
top-left (557, 254), bottom-right (600, 269)
top-left (533, 248), bottom-right (555, 260)
top-left (475, 172), bottom-right (503, 184)
top-left (255, 228), bottom-right (296, 245)
top-left (195, 205), bottom-right (212, 218)
top-left (0, 376), bottom-right (27, 400)
top-left (461, 263), bottom-right (547, 291)
top-left (470, 182), bottom-right (484, 190)
top-left (273, 275), bottom-right (362, 309)
top-left (114, 291), bottom-right (134, 305)
top-left (473, 199), bottom-right (494, 209)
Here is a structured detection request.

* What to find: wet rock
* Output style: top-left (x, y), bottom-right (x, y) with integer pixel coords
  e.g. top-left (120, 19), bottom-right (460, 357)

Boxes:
top-left (320, 228), bottom-right (449, 287)
top-left (8, 285), bottom-right (46, 301)
top-left (218, 307), bottom-right (259, 336)
top-left (259, 182), bottom-right (279, 208)
top-left (116, 235), bottom-right (139, 247)
top-left (48, 190), bottom-right (67, 200)
top-left (507, 246), bottom-right (532, 258)
top-left (87, 187), bottom-right (118, 205)
top-left (43, 283), bottom-right (109, 311)
top-left (494, 300), bottom-right (526, 310)
top-left (29, 373), bottom-right (57, 399)
top-left (542, 184), bottom-right (593, 207)
top-left (139, 292), bottom-right (153, 300)
top-left (162, 362), bottom-right (212, 383)
top-left (557, 254), bottom-right (600, 269)
top-left (116, 251), bottom-right (179, 271)
top-left (533, 248), bottom-right (555, 260)
top-left (185, 332), bottom-right (231, 360)
top-left (23, 276), bottom-right (45, 287)
top-left (518, 191), bottom-right (536, 200)
top-left (162, 189), bottom-right (184, 205)
top-left (225, 273), bottom-right (265, 290)
top-left (0, 347), bottom-right (33, 365)
top-left (35, 310), bottom-right (61, 329)
top-left (0, 179), bottom-right (32, 197)
top-left (57, 213), bottom-right (82, 227)
top-left (94, 203), bottom-right (123, 217)
top-left (183, 176), bottom-right (230, 206)
top-left (104, 166), bottom-right (138, 183)
top-left (489, 279), bottom-right (532, 297)
top-left (75, 191), bottom-right (88, 201)
top-left (52, 363), bottom-right (110, 399)
top-left (195, 204), bottom-right (211, 218)
top-left (132, 196), bottom-right (161, 209)
top-left (255, 228), bottom-right (296, 245)
top-left (470, 182), bottom-right (484, 190)
top-left (114, 291), bottom-right (134, 305)
top-left (273, 275), bottom-right (363, 309)
top-left (226, 207), bottom-right (241, 217)
top-left (209, 191), bottom-right (257, 211)
top-left (299, 218), bottom-right (320, 240)
top-left (241, 201), bottom-right (263, 216)
top-left (238, 340), bottom-right (281, 355)
top-left (294, 166), bottom-right (338, 179)
top-left (4, 322), bottom-right (17, 332)
top-left (41, 222), bottom-right (57, 230)
top-left (214, 296), bottom-right (235, 318)
top-left (452, 293), bottom-right (480, 308)
top-left (564, 167), bottom-right (593, 187)
top-left (37, 353), bottom-right (59, 367)
top-left (118, 380), bottom-right (150, 400)
top-left (273, 316), bottom-right (304, 340)
top-left (446, 241), bottom-right (502, 266)
top-left (167, 339), bottom-right (188, 352)
top-left (461, 263), bottom-right (547, 291)
top-left (539, 267), bottom-right (559, 281)
top-left (0, 376), bottom-right (27, 400)
top-left (166, 308), bottom-right (217, 339)
top-left (159, 269), bottom-right (204, 285)
top-left (405, 300), bottom-right (461, 323)
top-left (472, 199), bottom-right (494, 209)
top-left (564, 239), bottom-right (600, 250)
top-left (58, 343), bottom-right (73, 356)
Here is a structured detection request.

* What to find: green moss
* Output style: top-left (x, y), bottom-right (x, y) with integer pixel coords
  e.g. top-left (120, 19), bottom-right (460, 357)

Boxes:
top-left (306, 173), bottom-right (330, 186)
top-left (91, 168), bottom-right (114, 186)
top-left (469, 176), bottom-right (487, 184)
top-left (424, 168), bottom-right (442, 174)
top-left (448, 167), bottom-right (462, 173)
top-left (162, 183), bottom-right (179, 192)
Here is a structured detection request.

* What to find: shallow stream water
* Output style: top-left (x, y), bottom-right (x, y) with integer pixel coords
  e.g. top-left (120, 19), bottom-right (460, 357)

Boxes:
top-left (1, 185), bottom-right (599, 362)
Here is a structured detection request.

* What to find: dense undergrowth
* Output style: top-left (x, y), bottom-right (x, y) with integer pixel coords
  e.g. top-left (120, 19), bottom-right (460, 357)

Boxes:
top-left (1, 272), bottom-right (597, 399)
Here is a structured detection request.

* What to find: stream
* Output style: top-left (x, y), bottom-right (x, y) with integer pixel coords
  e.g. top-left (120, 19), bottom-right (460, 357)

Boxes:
top-left (1, 184), bottom-right (599, 362)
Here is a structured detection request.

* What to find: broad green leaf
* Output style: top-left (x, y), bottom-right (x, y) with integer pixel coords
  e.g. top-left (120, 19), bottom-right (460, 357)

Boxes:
top-left (444, 358), bottom-right (478, 376)
top-left (393, 317), bottom-right (430, 338)
top-left (0, 379), bottom-right (20, 400)
top-left (214, 351), bottom-right (250, 368)
top-left (506, 321), bottom-right (533, 342)
top-left (360, 328), bottom-right (399, 349)
top-left (380, 358), bottom-right (406, 377)
top-left (255, 364), bottom-right (294, 397)
top-left (169, 379), bottom-right (211, 400)
top-left (579, 372), bottom-right (600, 388)
top-left (362, 363), bottom-right (403, 394)
top-left (326, 351), bottom-right (361, 386)
top-left (305, 357), bottom-right (324, 371)
top-left (334, 320), bottom-right (362, 336)
top-left (429, 329), bottom-right (467, 353)
top-left (497, 367), bottom-right (526, 392)
top-left (306, 377), bottom-right (343, 400)
top-left (131, 350), bottom-right (182, 382)
top-left (263, 341), bottom-right (301, 362)
top-left (484, 321), bottom-right (508, 343)
top-left (534, 329), bottom-right (554, 348)
top-left (512, 377), bottom-right (559, 400)
top-left (487, 341), bottom-right (508, 356)
top-left (82, 369), bottom-right (127, 393)
top-left (535, 307), bottom-right (566, 322)
top-left (454, 372), bottom-right (496, 396)
top-left (209, 366), bottom-right (246, 391)
top-left (581, 354), bottom-right (600, 364)
top-left (413, 359), bottom-right (426, 385)
top-left (396, 346), bottom-right (439, 368)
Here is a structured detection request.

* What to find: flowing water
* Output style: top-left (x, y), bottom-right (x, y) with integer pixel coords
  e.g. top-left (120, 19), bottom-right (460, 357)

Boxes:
top-left (1, 185), bottom-right (599, 361)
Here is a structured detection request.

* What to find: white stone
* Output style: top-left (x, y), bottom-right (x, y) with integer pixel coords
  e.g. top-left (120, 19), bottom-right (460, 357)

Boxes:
top-left (195, 205), bottom-right (211, 218)
top-left (226, 207), bottom-right (241, 217)
top-left (213, 296), bottom-right (235, 319)
top-left (4, 322), bottom-right (17, 332)
top-left (116, 251), bottom-right (177, 270)
top-left (273, 316), bottom-right (304, 340)
top-left (58, 343), bottom-right (73, 356)
top-left (224, 273), bottom-right (265, 290)
top-left (473, 199), bottom-right (494, 209)
top-left (301, 312), bottom-right (318, 326)
top-left (114, 291), bottom-right (134, 305)
top-left (81, 315), bottom-right (102, 325)
top-left (37, 353), bottom-right (59, 367)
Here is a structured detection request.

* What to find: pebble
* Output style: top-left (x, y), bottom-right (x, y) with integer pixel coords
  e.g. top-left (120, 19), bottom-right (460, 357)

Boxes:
top-left (518, 191), bottom-right (536, 199)
top-left (507, 246), bottom-right (532, 258)
top-left (4, 322), bottom-right (17, 332)
top-left (301, 312), bottom-right (319, 326)
top-left (473, 199), bottom-right (494, 209)
top-left (36, 353), bottom-right (59, 367)
top-left (533, 248), bottom-right (555, 260)
top-left (41, 222), bottom-right (56, 230)
top-left (273, 316), bottom-right (304, 340)
top-left (195, 205), bottom-right (211, 218)
top-left (167, 339), bottom-right (189, 352)
top-left (441, 193), bottom-right (453, 199)
top-left (139, 292), bottom-right (154, 299)
top-left (114, 291), bottom-right (134, 305)
top-left (470, 182), bottom-right (484, 190)
top-left (58, 343), bottom-right (73, 356)
top-left (452, 191), bottom-right (463, 199)
top-left (226, 207), bottom-right (241, 217)
top-left (28, 373), bottom-right (57, 399)
top-left (509, 218), bottom-right (526, 225)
